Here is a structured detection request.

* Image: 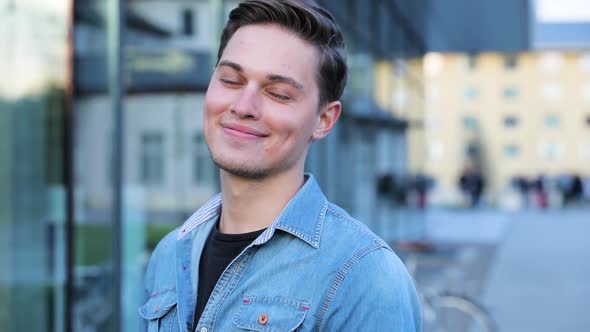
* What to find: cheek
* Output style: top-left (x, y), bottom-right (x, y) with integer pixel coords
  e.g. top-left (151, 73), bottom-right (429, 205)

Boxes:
top-left (204, 84), bottom-right (229, 117)
top-left (203, 94), bottom-right (221, 140)
top-left (274, 113), bottom-right (316, 144)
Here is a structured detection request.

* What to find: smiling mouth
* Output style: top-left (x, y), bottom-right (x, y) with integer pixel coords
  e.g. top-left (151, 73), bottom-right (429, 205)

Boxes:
top-left (221, 124), bottom-right (269, 139)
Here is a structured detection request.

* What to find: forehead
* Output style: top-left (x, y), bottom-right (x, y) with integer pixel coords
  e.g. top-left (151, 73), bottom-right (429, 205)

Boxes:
top-left (220, 24), bottom-right (319, 85)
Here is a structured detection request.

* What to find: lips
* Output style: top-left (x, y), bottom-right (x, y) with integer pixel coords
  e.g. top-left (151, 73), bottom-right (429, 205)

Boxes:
top-left (221, 123), bottom-right (269, 139)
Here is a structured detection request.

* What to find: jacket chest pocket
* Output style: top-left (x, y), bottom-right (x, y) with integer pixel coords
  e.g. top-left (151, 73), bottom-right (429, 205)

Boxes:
top-left (232, 295), bottom-right (310, 332)
top-left (140, 290), bottom-right (179, 332)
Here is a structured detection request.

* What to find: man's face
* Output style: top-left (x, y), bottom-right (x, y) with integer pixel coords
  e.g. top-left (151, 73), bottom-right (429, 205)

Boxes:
top-left (204, 24), bottom-right (326, 179)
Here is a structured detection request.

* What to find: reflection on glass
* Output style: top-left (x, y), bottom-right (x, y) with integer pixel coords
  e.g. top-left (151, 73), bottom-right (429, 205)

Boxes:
top-left (0, 1), bottom-right (68, 331)
top-left (73, 1), bottom-right (115, 331)
top-left (141, 132), bottom-right (165, 185)
top-left (122, 1), bottom-right (216, 331)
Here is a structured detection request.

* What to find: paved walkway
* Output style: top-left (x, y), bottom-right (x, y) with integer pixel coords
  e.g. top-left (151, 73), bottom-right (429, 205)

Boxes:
top-left (482, 209), bottom-right (590, 332)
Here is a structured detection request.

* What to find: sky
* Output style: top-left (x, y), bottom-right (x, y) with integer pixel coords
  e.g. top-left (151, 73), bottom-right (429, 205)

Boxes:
top-left (536, 0), bottom-right (590, 23)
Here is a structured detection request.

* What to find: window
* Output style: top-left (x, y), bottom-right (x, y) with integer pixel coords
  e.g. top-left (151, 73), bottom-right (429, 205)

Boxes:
top-left (504, 54), bottom-right (518, 70)
top-left (462, 115), bottom-right (479, 130)
top-left (544, 114), bottom-right (560, 128)
top-left (503, 86), bottom-right (519, 100)
top-left (465, 142), bottom-right (480, 158)
top-left (586, 114), bottom-right (590, 127)
top-left (503, 144), bottom-right (520, 158)
top-left (193, 133), bottom-right (213, 183)
top-left (427, 141), bottom-right (444, 161)
top-left (464, 86), bottom-right (479, 100)
top-left (538, 142), bottom-right (564, 160)
top-left (539, 52), bottom-right (563, 74)
top-left (424, 112), bottom-right (440, 130)
top-left (503, 115), bottom-right (519, 128)
top-left (182, 8), bottom-right (195, 36)
top-left (141, 132), bottom-right (164, 184)
top-left (541, 83), bottom-right (562, 102)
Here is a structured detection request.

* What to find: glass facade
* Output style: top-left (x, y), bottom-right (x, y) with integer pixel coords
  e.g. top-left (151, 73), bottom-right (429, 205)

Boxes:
top-left (2, 1), bottom-right (218, 331)
top-left (0, 1), bottom-right (69, 331)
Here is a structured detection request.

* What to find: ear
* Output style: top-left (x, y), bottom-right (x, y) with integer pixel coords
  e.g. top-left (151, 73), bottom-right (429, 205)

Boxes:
top-left (312, 101), bottom-right (341, 140)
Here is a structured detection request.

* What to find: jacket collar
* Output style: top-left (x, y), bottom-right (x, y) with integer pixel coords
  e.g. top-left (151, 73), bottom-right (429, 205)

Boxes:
top-left (177, 174), bottom-right (327, 248)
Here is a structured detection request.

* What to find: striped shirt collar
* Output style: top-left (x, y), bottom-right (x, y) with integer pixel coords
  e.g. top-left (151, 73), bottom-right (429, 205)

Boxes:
top-left (176, 174), bottom-right (327, 248)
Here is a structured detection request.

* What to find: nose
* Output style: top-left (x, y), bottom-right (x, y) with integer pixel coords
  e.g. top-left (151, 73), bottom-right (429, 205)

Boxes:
top-left (231, 85), bottom-right (261, 119)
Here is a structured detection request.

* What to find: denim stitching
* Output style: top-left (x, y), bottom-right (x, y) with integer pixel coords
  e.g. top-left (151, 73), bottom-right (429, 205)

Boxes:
top-left (326, 206), bottom-right (390, 250)
top-left (207, 249), bottom-right (255, 332)
top-left (314, 241), bottom-right (383, 331)
top-left (233, 296), bottom-right (308, 332)
top-left (315, 200), bottom-right (328, 247)
top-left (242, 295), bottom-right (309, 308)
top-left (274, 198), bottom-right (327, 248)
top-left (166, 307), bottom-right (177, 332)
top-left (150, 287), bottom-right (175, 296)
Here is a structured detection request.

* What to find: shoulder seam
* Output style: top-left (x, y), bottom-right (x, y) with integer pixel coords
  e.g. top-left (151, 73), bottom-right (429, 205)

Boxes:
top-left (314, 242), bottom-right (386, 331)
top-left (325, 206), bottom-right (388, 247)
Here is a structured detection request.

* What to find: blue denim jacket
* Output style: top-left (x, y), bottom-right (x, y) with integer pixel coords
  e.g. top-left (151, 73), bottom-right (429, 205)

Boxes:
top-left (141, 175), bottom-right (422, 331)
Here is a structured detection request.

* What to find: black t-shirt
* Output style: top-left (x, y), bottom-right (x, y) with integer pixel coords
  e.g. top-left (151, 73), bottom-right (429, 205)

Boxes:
top-left (194, 221), bottom-right (266, 325)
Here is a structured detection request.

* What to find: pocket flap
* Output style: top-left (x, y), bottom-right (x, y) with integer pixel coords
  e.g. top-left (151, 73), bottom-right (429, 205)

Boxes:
top-left (139, 289), bottom-right (177, 320)
top-left (233, 295), bottom-right (309, 332)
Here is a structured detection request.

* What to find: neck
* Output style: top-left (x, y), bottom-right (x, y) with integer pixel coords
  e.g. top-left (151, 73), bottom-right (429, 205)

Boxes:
top-left (218, 168), bottom-right (305, 234)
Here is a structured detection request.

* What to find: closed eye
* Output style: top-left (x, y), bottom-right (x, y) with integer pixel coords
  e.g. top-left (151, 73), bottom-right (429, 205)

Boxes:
top-left (220, 78), bottom-right (241, 86)
top-left (268, 92), bottom-right (291, 101)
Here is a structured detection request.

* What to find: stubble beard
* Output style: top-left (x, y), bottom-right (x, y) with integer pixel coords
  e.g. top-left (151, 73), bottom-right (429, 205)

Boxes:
top-left (208, 147), bottom-right (273, 180)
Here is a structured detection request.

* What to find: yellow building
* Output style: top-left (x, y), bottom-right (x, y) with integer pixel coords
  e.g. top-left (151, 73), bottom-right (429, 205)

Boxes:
top-left (380, 51), bottom-right (590, 206)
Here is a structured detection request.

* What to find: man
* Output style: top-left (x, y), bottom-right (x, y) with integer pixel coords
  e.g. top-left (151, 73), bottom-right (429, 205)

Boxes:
top-left (141, 0), bottom-right (422, 331)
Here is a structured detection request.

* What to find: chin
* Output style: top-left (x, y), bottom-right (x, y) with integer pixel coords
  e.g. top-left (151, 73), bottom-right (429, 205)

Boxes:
top-left (211, 154), bottom-right (271, 180)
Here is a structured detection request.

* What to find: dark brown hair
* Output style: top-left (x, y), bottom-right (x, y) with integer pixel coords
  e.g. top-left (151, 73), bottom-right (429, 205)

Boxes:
top-left (217, 0), bottom-right (347, 107)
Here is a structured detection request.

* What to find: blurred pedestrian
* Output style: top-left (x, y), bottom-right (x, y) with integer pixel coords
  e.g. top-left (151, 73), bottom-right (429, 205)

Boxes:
top-left (511, 175), bottom-right (530, 208)
top-left (140, 1), bottom-right (421, 331)
top-left (531, 175), bottom-right (548, 209)
top-left (459, 166), bottom-right (485, 208)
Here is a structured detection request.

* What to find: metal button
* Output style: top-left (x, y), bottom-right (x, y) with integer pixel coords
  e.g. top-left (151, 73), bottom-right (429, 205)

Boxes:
top-left (185, 322), bottom-right (192, 331)
top-left (258, 313), bottom-right (268, 325)
top-left (200, 327), bottom-right (208, 332)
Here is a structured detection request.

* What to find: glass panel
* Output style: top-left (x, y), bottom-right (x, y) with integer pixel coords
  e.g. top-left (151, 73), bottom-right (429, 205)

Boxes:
top-left (182, 8), bottom-right (195, 36)
top-left (141, 132), bottom-right (164, 185)
top-left (73, 1), bottom-right (116, 331)
top-left (0, 1), bottom-right (69, 331)
top-left (123, 1), bottom-right (217, 330)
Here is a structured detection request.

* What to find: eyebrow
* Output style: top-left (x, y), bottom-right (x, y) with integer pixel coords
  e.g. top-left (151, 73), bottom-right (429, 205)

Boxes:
top-left (218, 60), bottom-right (305, 92)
